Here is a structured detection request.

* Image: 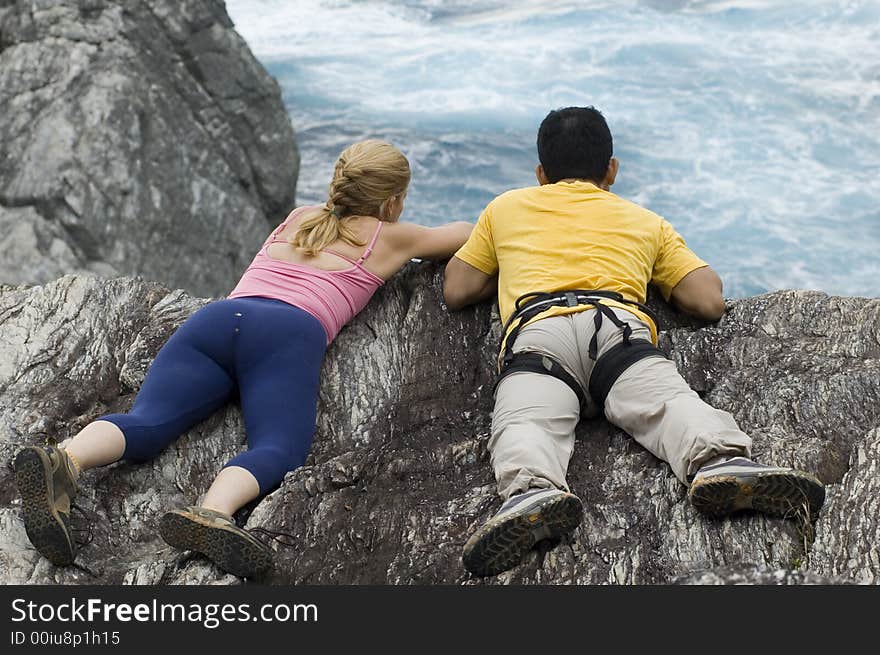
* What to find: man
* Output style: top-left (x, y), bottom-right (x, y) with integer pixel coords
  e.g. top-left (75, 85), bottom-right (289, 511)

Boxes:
top-left (443, 106), bottom-right (825, 577)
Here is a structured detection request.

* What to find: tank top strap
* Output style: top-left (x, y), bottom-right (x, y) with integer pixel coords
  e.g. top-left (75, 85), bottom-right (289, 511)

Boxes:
top-left (321, 248), bottom-right (360, 266)
top-left (357, 220), bottom-right (384, 264)
top-left (264, 206), bottom-right (314, 249)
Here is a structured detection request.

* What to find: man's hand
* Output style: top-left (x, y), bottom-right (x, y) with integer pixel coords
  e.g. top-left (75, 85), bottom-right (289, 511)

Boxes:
top-left (669, 266), bottom-right (726, 321)
top-left (443, 256), bottom-right (497, 310)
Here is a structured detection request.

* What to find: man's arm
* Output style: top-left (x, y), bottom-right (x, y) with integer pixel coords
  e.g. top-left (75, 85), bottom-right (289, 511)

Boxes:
top-left (669, 266), bottom-right (726, 321)
top-left (443, 256), bottom-right (497, 310)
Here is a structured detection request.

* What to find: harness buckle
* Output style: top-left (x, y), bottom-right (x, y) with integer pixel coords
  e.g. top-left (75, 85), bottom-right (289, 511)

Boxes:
top-left (563, 291), bottom-right (579, 307)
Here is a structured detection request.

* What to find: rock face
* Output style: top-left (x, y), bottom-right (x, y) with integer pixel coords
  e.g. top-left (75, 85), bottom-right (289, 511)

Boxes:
top-left (0, 270), bottom-right (877, 585)
top-left (0, 0), bottom-right (298, 296)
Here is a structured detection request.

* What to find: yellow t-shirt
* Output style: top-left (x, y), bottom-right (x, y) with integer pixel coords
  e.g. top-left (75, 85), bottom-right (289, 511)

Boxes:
top-left (454, 180), bottom-right (708, 347)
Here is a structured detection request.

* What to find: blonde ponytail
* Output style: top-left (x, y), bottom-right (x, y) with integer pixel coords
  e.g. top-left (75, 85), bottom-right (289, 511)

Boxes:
top-left (291, 140), bottom-right (411, 256)
top-left (290, 205), bottom-right (364, 257)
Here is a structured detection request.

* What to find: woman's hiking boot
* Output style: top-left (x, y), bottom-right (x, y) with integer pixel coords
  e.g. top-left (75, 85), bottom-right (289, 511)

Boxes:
top-left (14, 442), bottom-right (80, 566)
top-left (159, 506), bottom-right (274, 580)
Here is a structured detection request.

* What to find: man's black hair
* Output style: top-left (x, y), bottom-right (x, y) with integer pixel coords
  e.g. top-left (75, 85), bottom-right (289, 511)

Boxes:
top-left (537, 106), bottom-right (613, 184)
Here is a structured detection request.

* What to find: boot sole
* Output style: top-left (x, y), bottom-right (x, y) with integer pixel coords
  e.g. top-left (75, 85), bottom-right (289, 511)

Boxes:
top-left (463, 494), bottom-right (583, 577)
top-left (159, 511), bottom-right (273, 579)
top-left (14, 447), bottom-right (76, 566)
top-left (689, 470), bottom-right (825, 521)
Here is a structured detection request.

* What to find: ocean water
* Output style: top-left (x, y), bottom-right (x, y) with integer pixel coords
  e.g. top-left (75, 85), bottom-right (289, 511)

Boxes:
top-left (225, 0), bottom-right (880, 298)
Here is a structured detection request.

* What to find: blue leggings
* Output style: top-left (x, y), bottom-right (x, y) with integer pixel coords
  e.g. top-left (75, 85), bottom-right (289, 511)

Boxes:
top-left (100, 297), bottom-right (327, 494)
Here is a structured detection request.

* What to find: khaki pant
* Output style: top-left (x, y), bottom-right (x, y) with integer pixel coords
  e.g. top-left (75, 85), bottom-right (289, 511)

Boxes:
top-left (489, 307), bottom-right (751, 499)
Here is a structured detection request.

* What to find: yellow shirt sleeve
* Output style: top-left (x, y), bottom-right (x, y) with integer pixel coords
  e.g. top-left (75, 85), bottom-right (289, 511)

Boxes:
top-left (651, 219), bottom-right (709, 301)
top-left (454, 205), bottom-right (498, 275)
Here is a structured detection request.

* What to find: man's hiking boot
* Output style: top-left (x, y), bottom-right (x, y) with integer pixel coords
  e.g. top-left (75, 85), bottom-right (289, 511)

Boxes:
top-left (462, 488), bottom-right (583, 577)
top-left (688, 456), bottom-right (825, 521)
top-left (14, 442), bottom-right (80, 566)
top-left (159, 506), bottom-right (274, 580)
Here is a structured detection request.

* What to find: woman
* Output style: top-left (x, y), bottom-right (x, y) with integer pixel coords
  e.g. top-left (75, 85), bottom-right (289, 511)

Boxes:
top-left (14, 140), bottom-right (473, 579)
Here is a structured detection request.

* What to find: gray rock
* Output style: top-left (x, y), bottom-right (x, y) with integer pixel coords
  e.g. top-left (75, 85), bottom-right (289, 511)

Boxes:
top-left (671, 565), bottom-right (852, 585)
top-left (0, 0), bottom-right (298, 296)
top-left (809, 427), bottom-right (880, 583)
top-left (1, 271), bottom-right (878, 585)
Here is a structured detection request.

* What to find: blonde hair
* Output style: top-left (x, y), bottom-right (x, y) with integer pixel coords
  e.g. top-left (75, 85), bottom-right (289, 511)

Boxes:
top-left (291, 140), bottom-right (411, 256)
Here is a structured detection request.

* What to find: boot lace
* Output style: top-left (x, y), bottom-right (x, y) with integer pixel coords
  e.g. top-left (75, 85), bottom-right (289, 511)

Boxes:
top-left (70, 504), bottom-right (95, 547)
top-left (246, 526), bottom-right (299, 550)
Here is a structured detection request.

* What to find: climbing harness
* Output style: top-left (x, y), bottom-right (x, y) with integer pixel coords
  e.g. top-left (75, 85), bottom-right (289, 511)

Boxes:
top-left (495, 289), bottom-right (667, 408)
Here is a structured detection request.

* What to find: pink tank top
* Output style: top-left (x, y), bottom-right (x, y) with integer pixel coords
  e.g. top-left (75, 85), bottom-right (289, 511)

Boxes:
top-left (229, 206), bottom-right (385, 344)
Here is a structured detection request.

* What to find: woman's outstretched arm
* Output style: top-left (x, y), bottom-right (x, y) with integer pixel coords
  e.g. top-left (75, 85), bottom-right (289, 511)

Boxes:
top-left (390, 220), bottom-right (474, 260)
top-left (372, 220), bottom-right (474, 279)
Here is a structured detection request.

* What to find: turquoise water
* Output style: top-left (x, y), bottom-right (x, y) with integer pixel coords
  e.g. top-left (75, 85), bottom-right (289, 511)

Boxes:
top-left (226, 0), bottom-right (880, 298)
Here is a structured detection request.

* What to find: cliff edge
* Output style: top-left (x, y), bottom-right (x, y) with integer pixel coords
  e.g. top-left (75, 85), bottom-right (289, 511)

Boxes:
top-left (1, 270), bottom-right (877, 584)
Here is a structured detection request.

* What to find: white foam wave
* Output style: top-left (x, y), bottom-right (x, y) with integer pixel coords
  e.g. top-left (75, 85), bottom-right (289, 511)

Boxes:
top-left (225, 0), bottom-right (880, 297)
